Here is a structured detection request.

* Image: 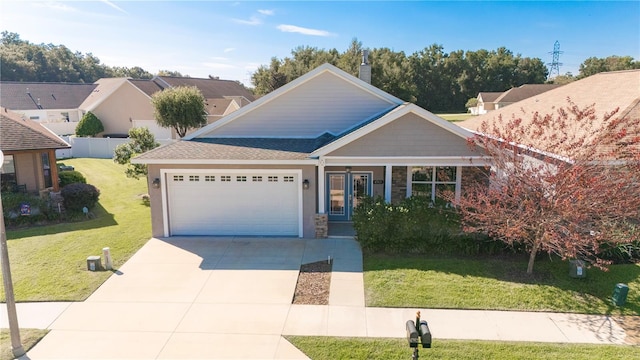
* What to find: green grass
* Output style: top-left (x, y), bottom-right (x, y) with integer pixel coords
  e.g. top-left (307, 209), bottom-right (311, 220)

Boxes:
top-left (436, 113), bottom-right (474, 122)
top-left (287, 337), bottom-right (639, 360)
top-left (0, 328), bottom-right (48, 360)
top-left (364, 254), bottom-right (640, 315)
top-left (0, 158), bottom-right (151, 301)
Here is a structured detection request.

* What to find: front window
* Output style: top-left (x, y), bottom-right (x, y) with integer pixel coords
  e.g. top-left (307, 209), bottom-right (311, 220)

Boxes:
top-left (411, 166), bottom-right (457, 203)
top-left (42, 152), bottom-right (53, 188)
top-left (1, 154), bottom-right (17, 192)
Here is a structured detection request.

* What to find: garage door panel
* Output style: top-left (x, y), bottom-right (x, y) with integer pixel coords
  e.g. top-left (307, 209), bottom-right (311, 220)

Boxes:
top-left (167, 172), bottom-right (299, 236)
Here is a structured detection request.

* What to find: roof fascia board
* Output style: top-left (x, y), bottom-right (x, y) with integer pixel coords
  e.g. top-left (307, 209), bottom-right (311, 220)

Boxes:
top-left (185, 63), bottom-right (403, 140)
top-left (131, 158), bottom-right (318, 165)
top-left (311, 104), bottom-right (473, 156)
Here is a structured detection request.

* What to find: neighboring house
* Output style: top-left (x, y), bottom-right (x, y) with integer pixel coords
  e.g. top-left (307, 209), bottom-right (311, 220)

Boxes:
top-left (0, 81), bottom-right (97, 135)
top-left (0, 107), bottom-right (70, 193)
top-left (473, 92), bottom-right (502, 115)
top-left (459, 69), bottom-right (640, 159)
top-left (471, 84), bottom-right (562, 115)
top-left (133, 63), bottom-right (489, 238)
top-left (81, 76), bottom-right (254, 139)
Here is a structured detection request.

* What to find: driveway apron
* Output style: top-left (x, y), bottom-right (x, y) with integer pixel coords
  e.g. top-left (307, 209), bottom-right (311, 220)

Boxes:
top-left (25, 237), bottom-right (343, 360)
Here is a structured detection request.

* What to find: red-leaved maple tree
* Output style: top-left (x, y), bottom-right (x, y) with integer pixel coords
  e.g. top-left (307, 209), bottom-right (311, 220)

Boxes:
top-left (452, 100), bottom-right (640, 274)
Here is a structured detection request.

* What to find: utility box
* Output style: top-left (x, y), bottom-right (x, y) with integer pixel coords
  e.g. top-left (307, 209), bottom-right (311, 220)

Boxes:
top-left (569, 260), bottom-right (586, 278)
top-left (612, 283), bottom-right (629, 307)
top-left (87, 256), bottom-right (102, 271)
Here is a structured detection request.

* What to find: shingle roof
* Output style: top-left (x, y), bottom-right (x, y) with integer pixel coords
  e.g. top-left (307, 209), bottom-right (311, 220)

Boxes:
top-left (0, 107), bottom-right (70, 151)
top-left (494, 84), bottom-right (562, 103)
top-left (478, 92), bottom-right (502, 102)
top-left (0, 82), bottom-right (97, 110)
top-left (128, 79), bottom-right (162, 97)
top-left (135, 134), bottom-right (336, 162)
top-left (459, 70), bottom-right (640, 159)
top-left (153, 76), bottom-right (255, 101)
top-left (205, 98), bottom-right (235, 116)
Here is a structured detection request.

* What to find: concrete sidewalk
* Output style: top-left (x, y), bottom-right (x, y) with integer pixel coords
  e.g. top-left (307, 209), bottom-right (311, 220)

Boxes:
top-left (0, 237), bottom-right (631, 360)
top-left (2, 302), bottom-right (628, 345)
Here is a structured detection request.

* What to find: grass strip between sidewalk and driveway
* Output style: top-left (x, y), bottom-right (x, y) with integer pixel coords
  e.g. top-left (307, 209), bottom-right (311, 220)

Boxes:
top-left (0, 158), bottom-right (151, 302)
top-left (0, 328), bottom-right (49, 360)
top-left (287, 336), bottom-right (639, 360)
top-left (364, 254), bottom-right (640, 315)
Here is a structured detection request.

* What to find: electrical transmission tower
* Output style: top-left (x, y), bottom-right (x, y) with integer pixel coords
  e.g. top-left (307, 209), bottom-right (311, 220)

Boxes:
top-left (547, 41), bottom-right (563, 79)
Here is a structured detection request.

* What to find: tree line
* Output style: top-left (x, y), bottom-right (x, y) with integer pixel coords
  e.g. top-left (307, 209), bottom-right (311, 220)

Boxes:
top-left (251, 39), bottom-right (640, 112)
top-left (0, 31), bottom-right (183, 83)
top-left (2, 32), bottom-right (638, 112)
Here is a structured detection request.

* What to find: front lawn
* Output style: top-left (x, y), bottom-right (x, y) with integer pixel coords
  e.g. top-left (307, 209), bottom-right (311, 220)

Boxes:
top-left (287, 337), bottom-right (639, 360)
top-left (0, 158), bottom-right (151, 301)
top-left (0, 328), bottom-right (48, 360)
top-left (364, 254), bottom-right (639, 315)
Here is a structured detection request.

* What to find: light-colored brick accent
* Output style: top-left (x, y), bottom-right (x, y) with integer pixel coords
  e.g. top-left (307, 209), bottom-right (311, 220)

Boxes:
top-left (391, 166), bottom-right (407, 203)
top-left (315, 213), bottom-right (328, 238)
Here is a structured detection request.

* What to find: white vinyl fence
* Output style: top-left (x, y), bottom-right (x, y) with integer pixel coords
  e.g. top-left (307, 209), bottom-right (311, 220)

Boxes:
top-left (57, 136), bottom-right (174, 159)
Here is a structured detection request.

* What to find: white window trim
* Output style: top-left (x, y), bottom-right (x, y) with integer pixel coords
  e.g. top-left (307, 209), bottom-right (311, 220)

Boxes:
top-left (406, 166), bottom-right (462, 202)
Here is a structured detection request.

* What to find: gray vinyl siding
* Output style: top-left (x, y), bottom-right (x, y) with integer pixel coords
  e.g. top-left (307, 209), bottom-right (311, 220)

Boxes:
top-left (327, 113), bottom-right (476, 157)
top-left (208, 72), bottom-right (396, 138)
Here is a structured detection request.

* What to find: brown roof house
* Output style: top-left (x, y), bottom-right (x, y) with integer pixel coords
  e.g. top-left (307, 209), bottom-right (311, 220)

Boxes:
top-left (132, 63), bottom-right (489, 238)
top-left (0, 81), bottom-right (97, 135)
top-left (470, 84), bottom-right (562, 115)
top-left (459, 70), bottom-right (640, 159)
top-left (0, 107), bottom-right (70, 193)
top-left (80, 76), bottom-right (254, 139)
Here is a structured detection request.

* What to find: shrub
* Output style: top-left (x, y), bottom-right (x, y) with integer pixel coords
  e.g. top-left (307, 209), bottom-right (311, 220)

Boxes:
top-left (1, 192), bottom-right (60, 226)
top-left (353, 196), bottom-right (510, 255)
top-left (75, 111), bottom-right (104, 137)
top-left (58, 170), bottom-right (87, 187)
top-left (61, 183), bottom-right (100, 212)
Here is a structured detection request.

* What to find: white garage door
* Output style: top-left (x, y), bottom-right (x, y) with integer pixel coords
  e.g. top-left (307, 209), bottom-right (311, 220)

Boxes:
top-left (166, 171), bottom-right (301, 236)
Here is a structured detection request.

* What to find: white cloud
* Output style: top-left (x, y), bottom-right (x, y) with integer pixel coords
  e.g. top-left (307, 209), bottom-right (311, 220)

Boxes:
top-left (276, 24), bottom-right (333, 37)
top-left (223, 48), bottom-right (236, 53)
top-left (34, 2), bottom-right (78, 13)
top-left (258, 9), bottom-right (274, 16)
top-left (203, 62), bottom-right (237, 70)
top-left (209, 56), bottom-right (229, 61)
top-left (233, 16), bottom-right (262, 26)
top-left (100, 0), bottom-right (129, 15)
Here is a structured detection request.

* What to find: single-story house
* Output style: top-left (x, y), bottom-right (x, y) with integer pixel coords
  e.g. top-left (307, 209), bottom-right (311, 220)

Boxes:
top-left (81, 76), bottom-right (254, 139)
top-left (0, 107), bottom-right (70, 193)
top-left (471, 84), bottom-right (562, 115)
top-left (460, 69), bottom-right (640, 159)
top-left (0, 81), bottom-right (97, 135)
top-left (133, 63), bottom-right (489, 238)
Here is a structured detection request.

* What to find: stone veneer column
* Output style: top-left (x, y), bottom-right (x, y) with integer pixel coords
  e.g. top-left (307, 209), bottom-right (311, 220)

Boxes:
top-left (315, 213), bottom-right (328, 238)
top-left (391, 166), bottom-right (408, 204)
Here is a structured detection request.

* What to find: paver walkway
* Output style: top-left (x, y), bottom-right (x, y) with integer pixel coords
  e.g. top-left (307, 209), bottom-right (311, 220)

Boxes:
top-left (0, 237), bottom-right (630, 360)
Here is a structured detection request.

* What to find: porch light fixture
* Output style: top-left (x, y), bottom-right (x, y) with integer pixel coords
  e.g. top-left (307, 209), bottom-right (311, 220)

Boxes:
top-left (303, 179), bottom-right (310, 190)
top-left (345, 166), bottom-right (352, 173)
top-left (152, 178), bottom-right (161, 189)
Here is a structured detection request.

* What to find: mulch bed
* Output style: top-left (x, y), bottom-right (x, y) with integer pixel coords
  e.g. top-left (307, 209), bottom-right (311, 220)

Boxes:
top-left (292, 260), bottom-right (332, 305)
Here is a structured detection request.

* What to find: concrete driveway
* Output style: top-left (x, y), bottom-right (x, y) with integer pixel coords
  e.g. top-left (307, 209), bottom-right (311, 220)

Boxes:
top-left (25, 237), bottom-right (364, 360)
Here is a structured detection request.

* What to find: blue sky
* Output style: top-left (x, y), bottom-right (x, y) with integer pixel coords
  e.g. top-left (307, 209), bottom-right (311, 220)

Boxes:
top-left (1, 1), bottom-right (639, 86)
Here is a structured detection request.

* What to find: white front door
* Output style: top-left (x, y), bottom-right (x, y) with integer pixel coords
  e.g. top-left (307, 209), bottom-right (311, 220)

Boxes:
top-left (326, 172), bottom-right (372, 221)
